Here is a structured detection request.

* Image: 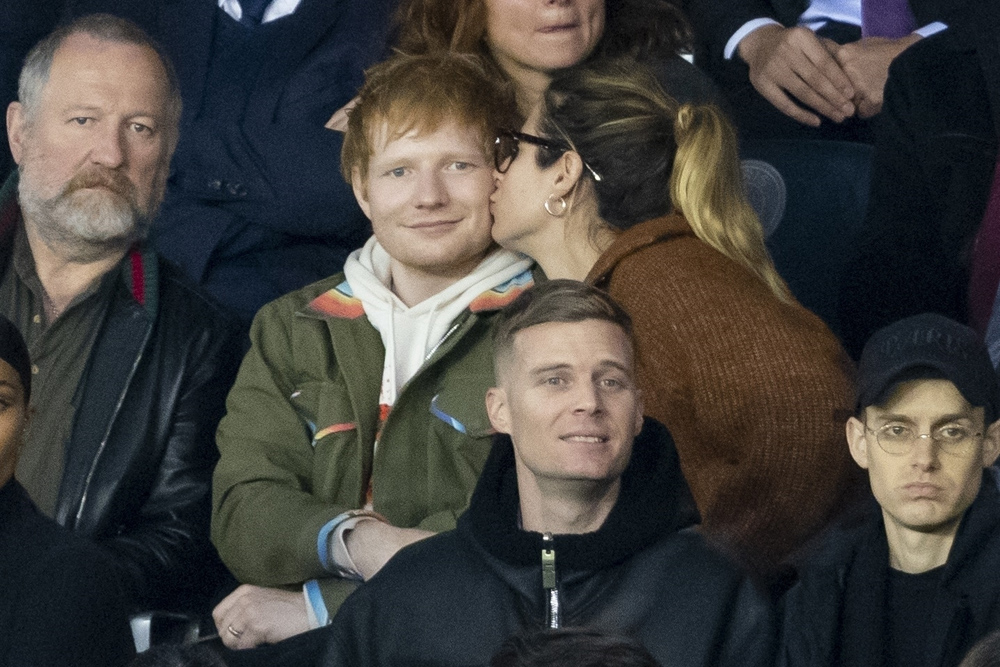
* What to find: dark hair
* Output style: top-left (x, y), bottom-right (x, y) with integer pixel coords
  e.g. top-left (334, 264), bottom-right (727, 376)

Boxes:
top-left (493, 280), bottom-right (632, 375)
top-left (393, 0), bottom-right (691, 64)
top-left (341, 51), bottom-right (517, 186)
top-left (490, 628), bottom-right (661, 667)
top-left (535, 58), bottom-right (791, 303)
top-left (19, 13), bottom-right (182, 138)
top-left (0, 315), bottom-right (31, 402)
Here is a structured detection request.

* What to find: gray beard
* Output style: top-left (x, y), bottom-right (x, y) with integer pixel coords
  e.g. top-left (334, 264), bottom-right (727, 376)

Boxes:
top-left (18, 173), bottom-right (152, 264)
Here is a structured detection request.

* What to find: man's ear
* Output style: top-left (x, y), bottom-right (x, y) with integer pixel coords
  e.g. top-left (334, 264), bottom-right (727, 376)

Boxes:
top-left (486, 387), bottom-right (511, 435)
top-left (7, 102), bottom-right (26, 165)
top-left (351, 167), bottom-right (372, 220)
top-left (981, 419), bottom-right (1000, 467)
top-left (550, 151), bottom-right (585, 199)
top-left (846, 416), bottom-right (870, 470)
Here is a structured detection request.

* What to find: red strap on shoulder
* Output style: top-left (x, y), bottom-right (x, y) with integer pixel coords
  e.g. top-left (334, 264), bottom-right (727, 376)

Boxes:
top-left (129, 248), bottom-right (145, 305)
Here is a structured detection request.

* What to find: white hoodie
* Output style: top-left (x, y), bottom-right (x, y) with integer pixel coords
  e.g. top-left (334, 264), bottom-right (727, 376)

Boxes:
top-left (343, 236), bottom-right (532, 410)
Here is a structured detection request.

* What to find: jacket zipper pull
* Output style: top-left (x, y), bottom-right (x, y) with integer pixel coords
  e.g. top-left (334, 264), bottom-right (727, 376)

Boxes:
top-left (542, 533), bottom-right (560, 628)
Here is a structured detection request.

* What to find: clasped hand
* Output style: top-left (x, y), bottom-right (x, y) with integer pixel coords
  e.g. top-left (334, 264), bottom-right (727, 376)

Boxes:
top-left (738, 24), bottom-right (921, 126)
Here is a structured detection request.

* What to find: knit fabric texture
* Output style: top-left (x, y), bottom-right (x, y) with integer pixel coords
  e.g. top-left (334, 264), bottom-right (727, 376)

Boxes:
top-left (587, 213), bottom-right (861, 571)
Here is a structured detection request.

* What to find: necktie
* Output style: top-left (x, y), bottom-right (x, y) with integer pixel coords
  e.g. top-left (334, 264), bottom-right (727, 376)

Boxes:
top-left (861, 0), bottom-right (918, 39)
top-left (240, 0), bottom-right (271, 24)
top-left (967, 157), bottom-right (1000, 335)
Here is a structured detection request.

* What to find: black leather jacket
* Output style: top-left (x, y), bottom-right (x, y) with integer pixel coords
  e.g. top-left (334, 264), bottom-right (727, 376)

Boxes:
top-left (0, 176), bottom-right (242, 610)
top-left (324, 419), bottom-right (776, 667)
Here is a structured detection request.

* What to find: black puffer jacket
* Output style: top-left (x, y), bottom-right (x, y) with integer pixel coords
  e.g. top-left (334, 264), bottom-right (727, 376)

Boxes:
top-left (0, 175), bottom-right (242, 611)
top-left (324, 419), bottom-right (776, 667)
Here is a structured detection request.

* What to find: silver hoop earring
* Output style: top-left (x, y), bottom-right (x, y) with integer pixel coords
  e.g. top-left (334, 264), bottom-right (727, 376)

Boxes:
top-left (544, 194), bottom-right (567, 217)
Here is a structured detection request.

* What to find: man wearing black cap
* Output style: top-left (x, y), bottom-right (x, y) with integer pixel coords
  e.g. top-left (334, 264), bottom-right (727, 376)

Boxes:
top-left (781, 313), bottom-right (1000, 666)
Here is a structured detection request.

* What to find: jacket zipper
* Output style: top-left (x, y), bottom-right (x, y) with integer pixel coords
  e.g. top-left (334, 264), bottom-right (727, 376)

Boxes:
top-left (74, 325), bottom-right (152, 526)
top-left (542, 533), bottom-right (560, 629)
top-left (424, 320), bottom-right (462, 362)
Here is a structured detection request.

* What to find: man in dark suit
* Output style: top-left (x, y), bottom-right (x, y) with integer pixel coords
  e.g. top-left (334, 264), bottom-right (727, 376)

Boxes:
top-left (685, 0), bottom-right (979, 140)
top-left (61, 0), bottom-right (395, 325)
top-left (838, 3), bottom-right (1000, 357)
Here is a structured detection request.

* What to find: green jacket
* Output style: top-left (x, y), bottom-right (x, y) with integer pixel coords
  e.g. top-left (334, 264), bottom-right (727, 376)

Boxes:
top-left (211, 270), bottom-right (533, 613)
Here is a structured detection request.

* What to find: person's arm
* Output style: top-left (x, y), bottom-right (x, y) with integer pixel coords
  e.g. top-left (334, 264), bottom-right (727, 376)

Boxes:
top-left (98, 287), bottom-right (242, 609)
top-left (210, 520), bottom-right (434, 650)
top-left (838, 32), bottom-right (981, 355)
top-left (211, 299), bottom-right (361, 590)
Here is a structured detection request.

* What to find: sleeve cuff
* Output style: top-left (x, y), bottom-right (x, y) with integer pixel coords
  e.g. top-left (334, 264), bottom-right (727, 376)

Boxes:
top-left (725, 18), bottom-right (782, 60)
top-left (317, 510), bottom-right (386, 578)
top-left (914, 22), bottom-right (947, 38)
top-left (303, 580), bottom-right (330, 628)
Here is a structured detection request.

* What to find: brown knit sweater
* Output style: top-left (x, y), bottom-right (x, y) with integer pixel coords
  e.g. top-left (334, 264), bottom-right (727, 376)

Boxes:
top-left (587, 213), bottom-right (861, 572)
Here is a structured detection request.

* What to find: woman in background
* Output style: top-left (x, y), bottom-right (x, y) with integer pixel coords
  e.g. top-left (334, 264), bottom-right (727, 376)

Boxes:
top-left (490, 59), bottom-right (860, 576)
top-left (392, 0), bottom-right (716, 114)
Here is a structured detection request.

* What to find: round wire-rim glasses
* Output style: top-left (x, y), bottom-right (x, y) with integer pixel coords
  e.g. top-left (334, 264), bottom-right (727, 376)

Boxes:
top-left (494, 129), bottom-right (602, 181)
top-left (865, 423), bottom-right (984, 456)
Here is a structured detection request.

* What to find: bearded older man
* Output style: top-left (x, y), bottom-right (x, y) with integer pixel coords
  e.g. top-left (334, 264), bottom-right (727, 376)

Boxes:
top-left (0, 13), bottom-right (240, 613)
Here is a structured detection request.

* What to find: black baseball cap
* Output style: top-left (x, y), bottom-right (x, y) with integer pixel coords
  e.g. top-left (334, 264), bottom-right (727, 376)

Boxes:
top-left (857, 313), bottom-right (999, 423)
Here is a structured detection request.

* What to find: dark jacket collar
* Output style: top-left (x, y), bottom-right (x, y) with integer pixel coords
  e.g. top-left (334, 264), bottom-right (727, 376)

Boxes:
top-left (460, 417), bottom-right (699, 571)
top-left (837, 471), bottom-right (1000, 666)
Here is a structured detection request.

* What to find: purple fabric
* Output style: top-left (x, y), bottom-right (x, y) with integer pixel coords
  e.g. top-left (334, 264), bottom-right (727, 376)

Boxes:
top-left (861, 0), bottom-right (918, 38)
top-left (969, 158), bottom-right (1000, 335)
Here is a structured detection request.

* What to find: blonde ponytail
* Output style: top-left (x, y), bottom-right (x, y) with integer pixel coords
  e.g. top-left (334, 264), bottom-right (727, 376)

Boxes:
top-left (669, 104), bottom-right (793, 304)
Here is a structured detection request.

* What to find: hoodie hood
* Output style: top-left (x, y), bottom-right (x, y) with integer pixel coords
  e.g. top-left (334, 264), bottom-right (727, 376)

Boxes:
top-left (460, 417), bottom-right (699, 571)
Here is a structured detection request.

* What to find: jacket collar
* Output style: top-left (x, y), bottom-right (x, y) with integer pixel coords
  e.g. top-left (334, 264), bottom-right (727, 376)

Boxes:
top-left (301, 269), bottom-right (535, 321)
top-left (0, 172), bottom-right (159, 319)
top-left (585, 213), bottom-right (693, 287)
top-left (837, 471), bottom-right (1000, 665)
top-left (461, 418), bottom-right (699, 571)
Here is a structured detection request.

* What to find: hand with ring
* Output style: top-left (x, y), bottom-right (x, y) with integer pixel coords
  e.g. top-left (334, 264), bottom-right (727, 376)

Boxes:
top-left (212, 584), bottom-right (311, 649)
